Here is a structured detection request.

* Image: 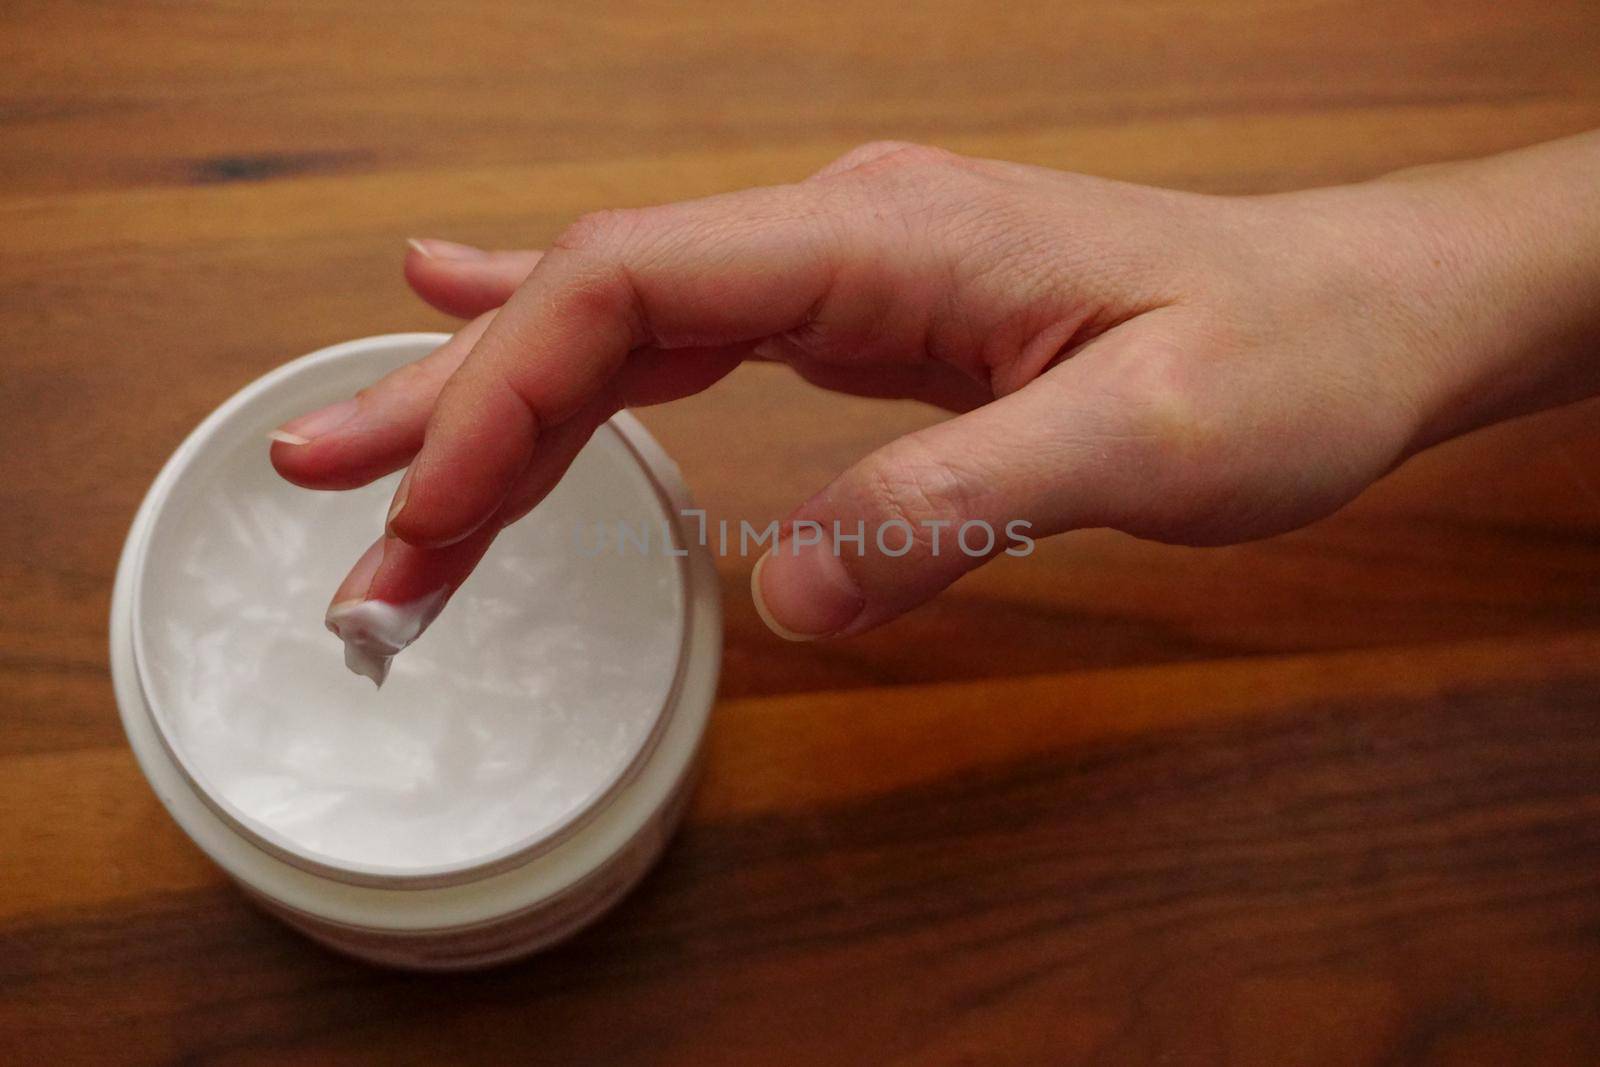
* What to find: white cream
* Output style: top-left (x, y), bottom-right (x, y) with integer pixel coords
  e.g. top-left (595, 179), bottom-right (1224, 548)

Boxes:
top-left (326, 591), bottom-right (447, 687)
top-left (135, 424), bottom-right (686, 872)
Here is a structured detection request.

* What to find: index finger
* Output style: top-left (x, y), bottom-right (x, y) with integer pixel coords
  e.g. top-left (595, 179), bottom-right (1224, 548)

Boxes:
top-left (386, 184), bottom-right (846, 548)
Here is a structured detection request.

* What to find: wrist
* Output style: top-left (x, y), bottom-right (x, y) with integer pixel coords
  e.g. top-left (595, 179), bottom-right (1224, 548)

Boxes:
top-left (1361, 134), bottom-right (1600, 450)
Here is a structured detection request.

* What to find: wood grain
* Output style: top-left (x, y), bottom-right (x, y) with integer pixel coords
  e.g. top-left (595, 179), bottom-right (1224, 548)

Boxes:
top-left (3, 0), bottom-right (1600, 1062)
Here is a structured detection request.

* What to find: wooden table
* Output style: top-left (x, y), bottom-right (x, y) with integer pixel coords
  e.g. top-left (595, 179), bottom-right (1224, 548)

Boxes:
top-left (5, 1), bottom-right (1600, 1063)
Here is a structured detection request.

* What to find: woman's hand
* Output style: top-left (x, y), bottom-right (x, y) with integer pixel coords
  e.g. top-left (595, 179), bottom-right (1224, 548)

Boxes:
top-left (270, 134), bottom-right (1600, 649)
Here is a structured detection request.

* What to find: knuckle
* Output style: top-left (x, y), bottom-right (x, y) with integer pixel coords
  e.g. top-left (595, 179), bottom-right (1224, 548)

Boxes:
top-left (557, 266), bottom-right (632, 323)
top-left (868, 142), bottom-right (953, 171)
top-left (817, 140), bottom-right (919, 177)
top-left (1100, 340), bottom-right (1225, 472)
top-left (859, 439), bottom-right (980, 544)
top-left (553, 207), bottom-right (640, 252)
top-left (830, 141), bottom-right (960, 184)
top-left (1112, 350), bottom-right (1323, 543)
top-left (1130, 386), bottom-right (1229, 476)
top-left (1099, 351), bottom-right (1244, 528)
top-left (856, 138), bottom-right (919, 156)
top-left (843, 139), bottom-right (921, 165)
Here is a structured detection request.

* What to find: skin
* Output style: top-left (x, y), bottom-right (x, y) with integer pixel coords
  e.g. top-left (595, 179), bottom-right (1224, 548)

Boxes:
top-left (271, 132), bottom-right (1600, 645)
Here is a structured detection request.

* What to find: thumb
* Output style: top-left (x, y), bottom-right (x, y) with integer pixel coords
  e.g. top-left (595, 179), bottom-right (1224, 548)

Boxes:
top-left (752, 366), bottom-right (1133, 639)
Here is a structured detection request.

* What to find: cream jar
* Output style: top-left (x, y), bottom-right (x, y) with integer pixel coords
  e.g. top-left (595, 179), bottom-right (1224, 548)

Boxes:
top-left (109, 333), bottom-right (720, 970)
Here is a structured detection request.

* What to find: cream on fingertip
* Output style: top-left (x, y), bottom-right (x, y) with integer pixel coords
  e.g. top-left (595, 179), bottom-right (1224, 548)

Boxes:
top-left (324, 590), bottom-right (448, 687)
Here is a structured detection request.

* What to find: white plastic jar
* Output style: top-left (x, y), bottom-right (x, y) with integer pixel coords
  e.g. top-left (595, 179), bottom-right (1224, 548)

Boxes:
top-left (109, 333), bottom-right (721, 970)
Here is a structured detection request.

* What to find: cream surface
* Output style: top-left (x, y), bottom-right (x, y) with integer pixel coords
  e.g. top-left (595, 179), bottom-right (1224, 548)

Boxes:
top-left (137, 426), bottom-right (685, 872)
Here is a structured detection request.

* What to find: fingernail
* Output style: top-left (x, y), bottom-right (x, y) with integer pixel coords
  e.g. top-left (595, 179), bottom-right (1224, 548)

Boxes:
top-left (386, 467), bottom-right (412, 532)
top-left (407, 237), bottom-right (486, 261)
top-left (751, 537), bottom-right (865, 641)
top-left (274, 397), bottom-right (360, 444)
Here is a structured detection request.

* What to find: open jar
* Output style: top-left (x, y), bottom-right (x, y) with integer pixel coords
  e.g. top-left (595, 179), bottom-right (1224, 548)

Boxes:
top-left (109, 333), bottom-right (721, 969)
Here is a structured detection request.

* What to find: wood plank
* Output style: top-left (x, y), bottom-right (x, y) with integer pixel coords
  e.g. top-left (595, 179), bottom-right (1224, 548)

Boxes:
top-left (4, 632), bottom-right (1599, 1063)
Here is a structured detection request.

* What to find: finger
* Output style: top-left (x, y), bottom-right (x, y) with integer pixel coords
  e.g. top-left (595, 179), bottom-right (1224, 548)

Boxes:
top-left (364, 528), bottom-right (498, 607)
top-left (612, 343), bottom-right (748, 407)
top-left (322, 386), bottom-right (625, 681)
top-left (463, 342), bottom-right (745, 549)
top-left (493, 390), bottom-right (622, 524)
top-left (404, 239), bottom-right (543, 318)
top-left (327, 526), bottom-right (498, 620)
top-left (327, 536), bottom-right (387, 608)
top-left (390, 184), bottom-right (845, 548)
top-left (751, 355), bottom-right (1138, 640)
top-left (269, 312), bottom-right (495, 489)
top-left (322, 525), bottom-right (500, 686)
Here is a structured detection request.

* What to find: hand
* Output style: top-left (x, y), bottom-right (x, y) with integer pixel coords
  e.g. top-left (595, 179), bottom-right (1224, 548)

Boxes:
top-left (270, 135), bottom-right (1600, 651)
